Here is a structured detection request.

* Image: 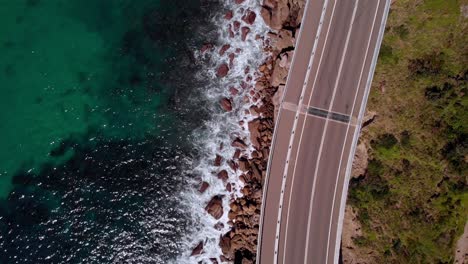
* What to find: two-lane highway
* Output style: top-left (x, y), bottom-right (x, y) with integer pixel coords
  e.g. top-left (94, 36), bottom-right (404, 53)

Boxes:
top-left (257, 0), bottom-right (391, 263)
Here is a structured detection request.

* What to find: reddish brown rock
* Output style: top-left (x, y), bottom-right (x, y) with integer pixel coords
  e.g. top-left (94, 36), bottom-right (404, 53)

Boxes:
top-left (242, 10), bottom-right (257, 25)
top-left (238, 158), bottom-right (250, 172)
top-left (219, 235), bottom-right (232, 255)
top-left (248, 119), bottom-right (262, 149)
top-left (227, 160), bottom-right (238, 171)
top-left (233, 21), bottom-right (241, 31)
top-left (229, 87), bottom-right (239, 95)
top-left (217, 63), bottom-right (230, 78)
top-left (220, 98), bottom-right (233, 112)
top-left (270, 29), bottom-right (295, 52)
top-left (201, 43), bottom-right (214, 53)
top-left (217, 170), bottom-right (229, 181)
top-left (199, 181), bottom-right (209, 193)
top-left (231, 138), bottom-right (248, 149)
top-left (233, 149), bottom-right (241, 159)
top-left (224, 10), bottom-right (233, 20)
top-left (205, 196), bottom-right (224, 220)
top-left (214, 154), bottom-right (223, 166)
top-left (191, 241), bottom-right (203, 256)
top-left (272, 85), bottom-right (285, 121)
top-left (228, 24), bottom-right (235, 38)
top-left (226, 183), bottom-right (232, 192)
top-left (235, 0), bottom-right (246, 4)
top-left (241, 27), bottom-right (251, 41)
top-left (214, 222), bottom-right (224, 230)
top-left (219, 44), bottom-right (231, 56)
top-left (228, 53), bottom-right (235, 67)
top-left (265, 0), bottom-right (290, 30)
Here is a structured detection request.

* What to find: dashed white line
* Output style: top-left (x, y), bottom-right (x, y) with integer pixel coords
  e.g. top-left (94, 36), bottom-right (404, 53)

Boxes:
top-left (332, 1), bottom-right (392, 263)
top-left (325, 0), bottom-right (381, 263)
top-left (271, 0), bottom-right (333, 263)
top-left (303, 1), bottom-right (360, 263)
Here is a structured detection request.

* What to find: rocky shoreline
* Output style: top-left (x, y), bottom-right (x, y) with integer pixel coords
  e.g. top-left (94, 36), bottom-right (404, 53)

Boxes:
top-left (196, 0), bottom-right (307, 263)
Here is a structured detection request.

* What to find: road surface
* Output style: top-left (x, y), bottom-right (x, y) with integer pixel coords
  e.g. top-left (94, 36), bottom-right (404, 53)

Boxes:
top-left (257, 0), bottom-right (391, 263)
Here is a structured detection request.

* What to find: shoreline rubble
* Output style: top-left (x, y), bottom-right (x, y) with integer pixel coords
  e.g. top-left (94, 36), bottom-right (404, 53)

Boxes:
top-left (196, 0), bottom-right (307, 262)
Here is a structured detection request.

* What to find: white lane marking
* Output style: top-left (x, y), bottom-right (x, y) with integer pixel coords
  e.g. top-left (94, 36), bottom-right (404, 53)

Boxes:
top-left (282, 0), bottom-right (340, 262)
top-left (303, 1), bottom-right (360, 263)
top-left (332, 1), bottom-right (392, 264)
top-left (256, 0), bottom-right (314, 260)
top-left (272, 1), bottom-right (333, 263)
top-left (324, 0), bottom-right (381, 263)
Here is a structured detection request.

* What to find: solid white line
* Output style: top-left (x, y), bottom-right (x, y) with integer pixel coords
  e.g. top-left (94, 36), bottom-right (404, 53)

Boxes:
top-left (279, 1), bottom-right (337, 263)
top-left (324, 0), bottom-right (381, 263)
top-left (303, 1), bottom-right (360, 263)
top-left (255, 0), bottom-right (314, 260)
top-left (332, 1), bottom-right (391, 264)
top-left (272, 0), bottom-right (333, 263)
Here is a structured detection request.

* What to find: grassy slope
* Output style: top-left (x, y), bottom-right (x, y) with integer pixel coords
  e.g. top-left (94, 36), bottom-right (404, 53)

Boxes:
top-left (347, 0), bottom-right (467, 263)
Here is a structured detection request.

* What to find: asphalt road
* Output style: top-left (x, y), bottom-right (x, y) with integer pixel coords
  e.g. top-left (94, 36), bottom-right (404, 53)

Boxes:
top-left (257, 0), bottom-right (391, 263)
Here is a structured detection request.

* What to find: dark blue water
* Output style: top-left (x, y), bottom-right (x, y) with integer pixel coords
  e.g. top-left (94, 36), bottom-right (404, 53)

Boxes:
top-left (0, 0), bottom-right (220, 263)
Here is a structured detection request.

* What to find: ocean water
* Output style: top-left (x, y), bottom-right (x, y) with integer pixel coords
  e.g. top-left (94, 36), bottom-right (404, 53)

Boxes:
top-left (0, 0), bottom-right (219, 263)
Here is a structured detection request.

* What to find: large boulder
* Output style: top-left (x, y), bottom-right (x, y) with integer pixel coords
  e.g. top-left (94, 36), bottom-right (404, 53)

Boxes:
top-left (220, 98), bottom-right (233, 112)
top-left (269, 29), bottom-right (295, 52)
top-left (270, 50), bottom-right (294, 88)
top-left (248, 119), bottom-right (262, 149)
top-left (191, 241), bottom-right (204, 256)
top-left (205, 196), bottom-right (224, 219)
top-left (267, 0), bottom-right (290, 30)
top-left (217, 63), bottom-right (230, 77)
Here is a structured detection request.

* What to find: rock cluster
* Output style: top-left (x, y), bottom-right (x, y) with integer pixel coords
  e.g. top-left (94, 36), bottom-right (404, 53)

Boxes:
top-left (216, 0), bottom-right (305, 262)
top-left (195, 0), bottom-right (306, 262)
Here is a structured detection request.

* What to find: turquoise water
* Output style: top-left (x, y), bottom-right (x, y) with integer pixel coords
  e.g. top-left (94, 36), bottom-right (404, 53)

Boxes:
top-left (0, 0), bottom-right (216, 262)
top-left (0, 0), bottom-right (174, 197)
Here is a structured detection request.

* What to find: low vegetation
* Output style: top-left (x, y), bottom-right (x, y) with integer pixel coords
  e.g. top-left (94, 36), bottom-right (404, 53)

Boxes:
top-left (347, 0), bottom-right (467, 263)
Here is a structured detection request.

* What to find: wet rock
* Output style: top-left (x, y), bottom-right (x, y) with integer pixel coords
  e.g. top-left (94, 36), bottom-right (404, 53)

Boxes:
top-left (228, 53), bottom-right (236, 67)
top-left (238, 158), bottom-right (250, 172)
top-left (229, 87), bottom-right (239, 95)
top-left (225, 10), bottom-right (233, 20)
top-left (220, 98), bottom-right (233, 112)
top-left (201, 43), bottom-right (214, 53)
top-left (241, 27), bottom-right (251, 41)
top-left (219, 44), bottom-right (231, 56)
top-left (242, 10), bottom-right (257, 25)
top-left (217, 170), bottom-right (229, 181)
top-left (191, 241), bottom-right (204, 256)
top-left (205, 196), bottom-right (224, 220)
top-left (231, 138), bottom-right (248, 149)
top-left (219, 235), bottom-right (232, 255)
top-left (217, 63), bottom-right (230, 78)
top-left (214, 154), bottom-right (223, 166)
top-left (214, 222), bottom-right (225, 230)
top-left (248, 119), bottom-right (262, 149)
top-left (199, 181), bottom-right (210, 193)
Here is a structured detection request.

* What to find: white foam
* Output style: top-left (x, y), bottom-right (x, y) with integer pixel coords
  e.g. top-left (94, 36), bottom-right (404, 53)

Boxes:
top-left (173, 0), bottom-right (270, 263)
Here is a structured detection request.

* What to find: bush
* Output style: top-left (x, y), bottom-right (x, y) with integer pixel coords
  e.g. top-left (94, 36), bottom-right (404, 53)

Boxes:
top-left (408, 52), bottom-right (444, 76)
top-left (371, 133), bottom-right (399, 149)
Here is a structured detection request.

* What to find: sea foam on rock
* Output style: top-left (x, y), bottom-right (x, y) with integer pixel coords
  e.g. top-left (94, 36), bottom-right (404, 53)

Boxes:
top-left (176, 0), bottom-right (305, 263)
